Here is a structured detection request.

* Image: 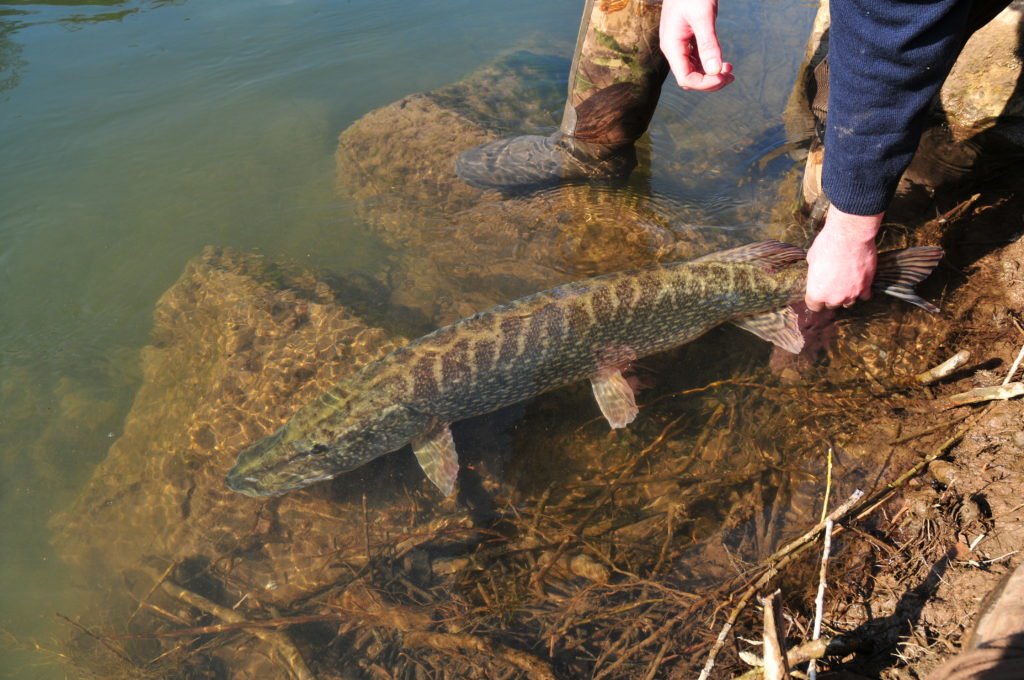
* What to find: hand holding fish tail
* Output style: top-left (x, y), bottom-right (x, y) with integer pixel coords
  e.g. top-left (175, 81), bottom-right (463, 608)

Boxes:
top-left (804, 208), bottom-right (882, 311)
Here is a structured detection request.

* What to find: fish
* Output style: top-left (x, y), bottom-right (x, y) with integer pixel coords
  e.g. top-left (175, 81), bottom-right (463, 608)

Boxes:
top-left (226, 240), bottom-right (942, 498)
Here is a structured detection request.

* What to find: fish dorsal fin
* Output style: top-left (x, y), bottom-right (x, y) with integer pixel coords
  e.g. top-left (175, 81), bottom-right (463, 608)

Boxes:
top-left (591, 370), bottom-right (639, 429)
top-left (411, 424), bottom-right (459, 496)
top-left (733, 307), bottom-right (804, 354)
top-left (693, 241), bottom-right (806, 269)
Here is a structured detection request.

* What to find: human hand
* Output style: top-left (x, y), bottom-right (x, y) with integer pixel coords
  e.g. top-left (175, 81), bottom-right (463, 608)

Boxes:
top-left (660, 0), bottom-right (735, 91)
top-left (804, 207), bottom-right (883, 311)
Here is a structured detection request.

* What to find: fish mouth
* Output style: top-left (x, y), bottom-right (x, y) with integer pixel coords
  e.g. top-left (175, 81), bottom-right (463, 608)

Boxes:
top-left (225, 429), bottom-right (290, 497)
top-left (225, 430), bottom-right (338, 497)
top-left (225, 468), bottom-right (280, 497)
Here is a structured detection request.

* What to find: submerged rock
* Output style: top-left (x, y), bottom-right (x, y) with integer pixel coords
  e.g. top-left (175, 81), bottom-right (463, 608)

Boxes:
top-left (335, 51), bottom-right (731, 325)
top-left (52, 247), bottom-right (409, 607)
top-left (941, 2), bottom-right (1024, 143)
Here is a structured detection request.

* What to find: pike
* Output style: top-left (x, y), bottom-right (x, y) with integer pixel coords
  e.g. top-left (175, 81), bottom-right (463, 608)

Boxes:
top-left (227, 241), bottom-right (942, 497)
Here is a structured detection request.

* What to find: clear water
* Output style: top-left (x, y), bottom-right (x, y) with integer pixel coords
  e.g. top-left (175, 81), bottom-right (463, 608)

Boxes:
top-left (0, 0), bottom-right (815, 676)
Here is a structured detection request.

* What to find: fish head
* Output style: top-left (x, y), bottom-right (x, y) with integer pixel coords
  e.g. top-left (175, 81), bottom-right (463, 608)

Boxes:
top-left (226, 392), bottom-right (429, 497)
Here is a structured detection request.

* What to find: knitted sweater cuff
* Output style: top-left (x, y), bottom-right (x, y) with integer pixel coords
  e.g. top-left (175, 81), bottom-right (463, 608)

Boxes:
top-left (821, 166), bottom-right (895, 216)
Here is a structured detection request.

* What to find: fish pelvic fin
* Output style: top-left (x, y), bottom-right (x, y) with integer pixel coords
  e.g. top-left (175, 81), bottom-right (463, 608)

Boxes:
top-left (693, 240), bottom-right (806, 270)
top-left (412, 424), bottom-right (460, 496)
top-left (873, 246), bottom-right (943, 314)
top-left (733, 306), bottom-right (805, 354)
top-left (591, 370), bottom-right (639, 429)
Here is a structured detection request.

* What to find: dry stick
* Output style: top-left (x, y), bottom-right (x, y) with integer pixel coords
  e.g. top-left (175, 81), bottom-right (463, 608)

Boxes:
top-left (110, 613), bottom-right (344, 640)
top-left (643, 636), bottom-right (675, 680)
top-left (56, 613), bottom-right (135, 666)
top-left (1003, 342), bottom-right (1024, 385)
top-left (127, 559), bottom-right (178, 625)
top-left (696, 490), bottom-right (864, 680)
top-left (760, 590), bottom-right (790, 680)
top-left (734, 636), bottom-right (864, 680)
top-left (946, 382), bottom-right (1024, 407)
top-left (807, 518), bottom-right (834, 680)
top-left (158, 581), bottom-right (315, 680)
top-left (820, 446), bottom-right (834, 522)
top-left (915, 350), bottom-right (971, 386)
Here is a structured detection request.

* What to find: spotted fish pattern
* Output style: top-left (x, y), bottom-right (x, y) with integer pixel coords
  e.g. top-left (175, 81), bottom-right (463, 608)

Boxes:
top-left (227, 241), bottom-right (942, 497)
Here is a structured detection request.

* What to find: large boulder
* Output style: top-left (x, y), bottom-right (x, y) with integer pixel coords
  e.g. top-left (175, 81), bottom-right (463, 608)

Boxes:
top-left (335, 51), bottom-right (734, 325)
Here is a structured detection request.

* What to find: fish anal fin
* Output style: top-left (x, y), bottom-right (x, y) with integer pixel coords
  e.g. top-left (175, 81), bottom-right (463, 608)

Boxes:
top-left (733, 307), bottom-right (805, 354)
top-left (412, 425), bottom-right (459, 496)
top-left (693, 240), bottom-right (806, 269)
top-left (591, 370), bottom-right (639, 429)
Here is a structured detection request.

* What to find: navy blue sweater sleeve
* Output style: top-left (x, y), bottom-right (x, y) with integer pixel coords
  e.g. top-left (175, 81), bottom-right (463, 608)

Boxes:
top-left (822, 0), bottom-right (971, 215)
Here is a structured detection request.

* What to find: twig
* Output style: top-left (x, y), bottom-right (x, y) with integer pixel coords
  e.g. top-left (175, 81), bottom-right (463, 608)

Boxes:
top-left (807, 518), bottom-right (833, 680)
top-left (1003, 343), bottom-right (1024, 385)
top-left (110, 613), bottom-right (344, 639)
top-left (127, 559), bottom-right (177, 625)
top-left (697, 490), bottom-right (864, 680)
top-left (915, 350), bottom-right (971, 385)
top-left (946, 382), bottom-right (1024, 407)
top-left (760, 590), bottom-right (790, 680)
top-left (820, 446), bottom-right (833, 523)
top-left (56, 613), bottom-right (135, 667)
top-left (733, 636), bottom-right (865, 680)
top-left (159, 581), bottom-right (315, 680)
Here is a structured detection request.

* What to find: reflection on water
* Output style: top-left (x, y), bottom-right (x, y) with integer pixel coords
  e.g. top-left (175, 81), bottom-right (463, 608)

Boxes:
top-left (0, 0), bottom-right (883, 675)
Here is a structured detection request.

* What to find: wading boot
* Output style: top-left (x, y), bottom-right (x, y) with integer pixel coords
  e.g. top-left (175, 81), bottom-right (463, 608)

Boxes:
top-left (456, 0), bottom-right (669, 192)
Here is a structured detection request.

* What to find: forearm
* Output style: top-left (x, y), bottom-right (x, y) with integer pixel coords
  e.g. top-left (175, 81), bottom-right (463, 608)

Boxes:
top-left (822, 0), bottom-right (971, 216)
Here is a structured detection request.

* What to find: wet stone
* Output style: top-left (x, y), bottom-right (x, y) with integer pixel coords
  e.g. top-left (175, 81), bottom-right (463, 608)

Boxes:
top-left (940, 3), bottom-right (1024, 143)
top-left (335, 50), bottom-right (731, 325)
top-left (51, 247), bottom-right (407, 611)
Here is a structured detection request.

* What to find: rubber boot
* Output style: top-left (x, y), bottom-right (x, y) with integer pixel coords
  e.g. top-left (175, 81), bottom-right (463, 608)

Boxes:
top-left (456, 0), bottom-right (669, 191)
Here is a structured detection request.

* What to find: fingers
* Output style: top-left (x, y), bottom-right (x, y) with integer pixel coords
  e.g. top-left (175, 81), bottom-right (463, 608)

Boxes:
top-left (660, 0), bottom-right (734, 92)
top-left (680, 63), bottom-right (734, 92)
top-left (688, 9), bottom-right (722, 76)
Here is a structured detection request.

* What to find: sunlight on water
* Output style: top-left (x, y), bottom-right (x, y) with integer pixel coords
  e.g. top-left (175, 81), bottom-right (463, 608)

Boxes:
top-left (0, 0), bottom-right (817, 676)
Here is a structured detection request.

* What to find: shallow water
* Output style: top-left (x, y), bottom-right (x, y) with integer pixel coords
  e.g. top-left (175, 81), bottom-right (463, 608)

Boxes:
top-left (0, 0), bottom-right (816, 676)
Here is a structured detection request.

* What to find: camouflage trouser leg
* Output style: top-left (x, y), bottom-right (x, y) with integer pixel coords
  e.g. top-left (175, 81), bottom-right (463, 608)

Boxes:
top-left (455, 0), bottom-right (669, 191)
top-left (559, 0), bottom-right (670, 153)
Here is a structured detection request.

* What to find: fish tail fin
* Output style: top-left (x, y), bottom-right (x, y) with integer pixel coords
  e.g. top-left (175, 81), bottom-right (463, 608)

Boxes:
top-left (873, 246), bottom-right (943, 313)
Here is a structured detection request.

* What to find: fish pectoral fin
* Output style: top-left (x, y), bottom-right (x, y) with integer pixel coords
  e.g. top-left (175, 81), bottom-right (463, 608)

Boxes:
top-left (591, 370), bottom-right (639, 429)
top-left (412, 425), bottom-right (459, 496)
top-left (733, 307), bottom-right (805, 354)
